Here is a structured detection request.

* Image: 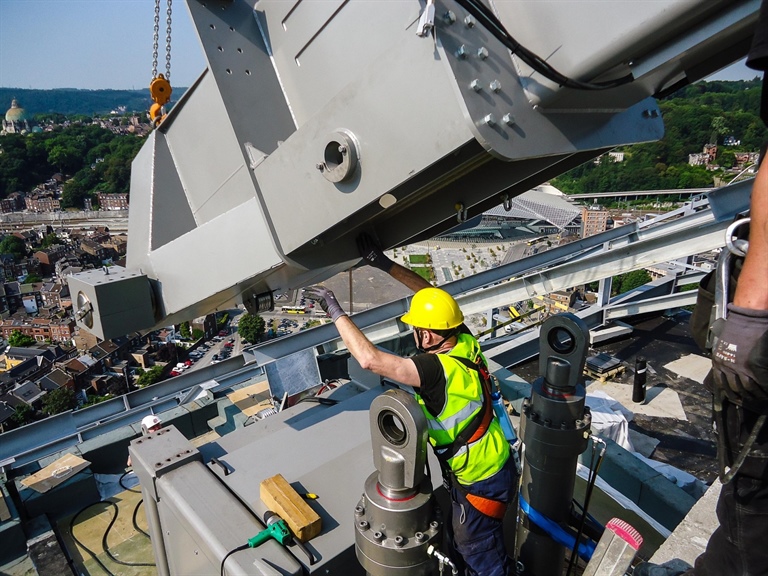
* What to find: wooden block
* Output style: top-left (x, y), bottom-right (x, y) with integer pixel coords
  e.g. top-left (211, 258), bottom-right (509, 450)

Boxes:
top-left (260, 474), bottom-right (321, 542)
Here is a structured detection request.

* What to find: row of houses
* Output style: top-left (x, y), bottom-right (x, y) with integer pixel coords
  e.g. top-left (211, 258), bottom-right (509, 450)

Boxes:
top-left (0, 308), bottom-right (223, 432)
top-left (0, 189), bottom-right (128, 215)
top-left (0, 334), bottom-right (147, 432)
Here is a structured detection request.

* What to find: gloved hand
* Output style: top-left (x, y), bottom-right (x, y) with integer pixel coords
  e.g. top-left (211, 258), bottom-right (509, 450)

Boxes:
top-left (711, 304), bottom-right (768, 405)
top-left (357, 233), bottom-right (394, 273)
top-left (303, 286), bottom-right (346, 322)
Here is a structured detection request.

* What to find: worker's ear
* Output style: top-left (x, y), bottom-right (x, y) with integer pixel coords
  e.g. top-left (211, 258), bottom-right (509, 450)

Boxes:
top-left (423, 330), bottom-right (441, 346)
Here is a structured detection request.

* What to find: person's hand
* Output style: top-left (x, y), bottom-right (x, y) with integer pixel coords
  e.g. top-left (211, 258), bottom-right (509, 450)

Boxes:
top-left (357, 233), bottom-right (394, 273)
top-left (711, 304), bottom-right (768, 405)
top-left (303, 286), bottom-right (346, 322)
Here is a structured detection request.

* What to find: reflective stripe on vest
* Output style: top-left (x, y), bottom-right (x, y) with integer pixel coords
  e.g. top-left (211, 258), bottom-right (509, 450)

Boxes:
top-left (416, 333), bottom-right (509, 485)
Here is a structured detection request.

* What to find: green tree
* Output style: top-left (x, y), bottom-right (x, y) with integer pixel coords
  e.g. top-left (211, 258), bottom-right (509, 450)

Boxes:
top-left (42, 387), bottom-right (77, 416)
top-left (612, 270), bottom-right (652, 296)
top-left (709, 116), bottom-right (730, 145)
top-left (11, 404), bottom-right (34, 426)
top-left (23, 274), bottom-right (42, 284)
top-left (137, 365), bottom-right (165, 388)
top-left (192, 328), bottom-right (204, 340)
top-left (0, 236), bottom-right (28, 260)
top-left (238, 313), bottom-right (266, 343)
top-left (8, 330), bottom-right (37, 347)
top-left (40, 233), bottom-right (62, 249)
top-left (180, 321), bottom-right (191, 339)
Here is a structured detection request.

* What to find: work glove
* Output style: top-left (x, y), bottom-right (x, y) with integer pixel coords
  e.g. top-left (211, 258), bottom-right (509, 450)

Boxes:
top-left (711, 304), bottom-right (768, 406)
top-left (357, 233), bottom-right (394, 273)
top-left (303, 286), bottom-right (346, 322)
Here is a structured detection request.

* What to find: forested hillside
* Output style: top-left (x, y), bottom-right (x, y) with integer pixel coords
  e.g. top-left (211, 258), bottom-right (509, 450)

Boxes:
top-left (0, 125), bottom-right (143, 208)
top-left (552, 79), bottom-right (768, 194)
top-left (0, 88), bottom-right (186, 117)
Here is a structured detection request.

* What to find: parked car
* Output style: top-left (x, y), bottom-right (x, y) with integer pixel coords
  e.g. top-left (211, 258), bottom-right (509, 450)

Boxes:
top-left (212, 354), bottom-right (219, 360)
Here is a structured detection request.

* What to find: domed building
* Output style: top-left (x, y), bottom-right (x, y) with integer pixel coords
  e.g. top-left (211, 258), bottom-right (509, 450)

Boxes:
top-left (2, 99), bottom-right (31, 135)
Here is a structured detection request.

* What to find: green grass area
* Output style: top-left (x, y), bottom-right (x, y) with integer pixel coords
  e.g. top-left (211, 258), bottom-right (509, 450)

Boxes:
top-left (411, 266), bottom-right (434, 282)
top-left (409, 254), bottom-right (431, 264)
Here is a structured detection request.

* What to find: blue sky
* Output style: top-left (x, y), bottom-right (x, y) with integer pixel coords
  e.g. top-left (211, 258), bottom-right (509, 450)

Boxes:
top-left (0, 0), bottom-right (760, 90)
top-left (0, 0), bottom-right (206, 90)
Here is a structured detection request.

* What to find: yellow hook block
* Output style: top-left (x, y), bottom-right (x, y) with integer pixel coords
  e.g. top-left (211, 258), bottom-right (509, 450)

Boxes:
top-left (149, 102), bottom-right (165, 125)
top-left (149, 74), bottom-right (172, 106)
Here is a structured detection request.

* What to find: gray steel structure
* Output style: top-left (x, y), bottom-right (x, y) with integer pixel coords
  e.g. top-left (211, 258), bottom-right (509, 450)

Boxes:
top-left (66, 0), bottom-right (759, 340)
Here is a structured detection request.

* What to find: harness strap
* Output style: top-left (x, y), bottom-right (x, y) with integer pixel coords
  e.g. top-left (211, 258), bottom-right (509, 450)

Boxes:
top-left (465, 493), bottom-right (507, 520)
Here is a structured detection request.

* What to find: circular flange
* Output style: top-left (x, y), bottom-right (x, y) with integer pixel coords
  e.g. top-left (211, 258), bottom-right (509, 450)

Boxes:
top-left (319, 130), bottom-right (359, 183)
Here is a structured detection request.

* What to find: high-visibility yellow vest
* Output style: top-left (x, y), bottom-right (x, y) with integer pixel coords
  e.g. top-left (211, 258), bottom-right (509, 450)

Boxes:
top-left (416, 334), bottom-right (509, 485)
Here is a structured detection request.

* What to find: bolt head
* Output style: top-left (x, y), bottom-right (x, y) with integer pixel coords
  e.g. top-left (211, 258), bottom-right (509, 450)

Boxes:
top-left (457, 45), bottom-right (468, 59)
top-left (464, 15), bottom-right (475, 27)
top-left (358, 520), bottom-right (369, 530)
top-left (470, 79), bottom-right (482, 92)
top-left (490, 80), bottom-right (501, 93)
top-left (316, 163), bottom-right (324, 172)
top-left (443, 10), bottom-right (456, 24)
top-left (338, 145), bottom-right (347, 155)
top-left (482, 113), bottom-right (496, 127)
top-left (477, 47), bottom-right (489, 60)
top-left (502, 113), bottom-right (515, 126)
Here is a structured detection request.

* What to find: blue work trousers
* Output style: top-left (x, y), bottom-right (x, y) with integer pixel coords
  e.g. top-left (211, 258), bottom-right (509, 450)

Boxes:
top-left (449, 457), bottom-right (517, 576)
top-left (687, 402), bottom-right (768, 576)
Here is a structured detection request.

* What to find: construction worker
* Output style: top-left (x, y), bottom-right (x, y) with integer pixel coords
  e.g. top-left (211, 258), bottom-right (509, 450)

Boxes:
top-left (304, 234), bottom-right (516, 576)
top-left (127, 415), bottom-right (163, 467)
top-left (634, 8), bottom-right (768, 576)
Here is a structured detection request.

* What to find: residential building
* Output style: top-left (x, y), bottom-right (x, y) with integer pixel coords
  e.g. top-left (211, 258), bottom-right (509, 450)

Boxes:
top-left (25, 193), bottom-right (61, 213)
top-left (0, 317), bottom-right (76, 343)
top-left (581, 206), bottom-right (613, 238)
top-left (191, 313), bottom-right (218, 339)
top-left (79, 238), bottom-right (110, 263)
top-left (35, 245), bottom-right (68, 276)
top-left (11, 381), bottom-right (46, 409)
top-left (96, 192), bottom-right (129, 211)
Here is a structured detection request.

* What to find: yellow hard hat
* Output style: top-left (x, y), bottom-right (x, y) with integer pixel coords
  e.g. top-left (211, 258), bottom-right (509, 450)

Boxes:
top-left (401, 288), bottom-right (463, 330)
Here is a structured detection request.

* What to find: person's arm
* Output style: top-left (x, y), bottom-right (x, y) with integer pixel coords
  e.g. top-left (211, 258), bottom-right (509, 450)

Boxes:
top-left (733, 161), bottom-right (768, 309)
top-left (334, 315), bottom-right (422, 387)
top-left (710, 160), bottom-right (768, 404)
top-left (304, 285), bottom-right (422, 387)
top-left (389, 261), bottom-right (433, 292)
top-left (357, 233), bottom-right (432, 292)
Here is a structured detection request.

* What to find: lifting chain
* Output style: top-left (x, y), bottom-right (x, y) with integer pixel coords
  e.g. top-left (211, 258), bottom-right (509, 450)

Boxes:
top-left (149, 0), bottom-right (173, 126)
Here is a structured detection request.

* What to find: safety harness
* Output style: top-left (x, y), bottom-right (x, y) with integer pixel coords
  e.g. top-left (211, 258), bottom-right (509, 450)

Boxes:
top-left (434, 355), bottom-right (507, 519)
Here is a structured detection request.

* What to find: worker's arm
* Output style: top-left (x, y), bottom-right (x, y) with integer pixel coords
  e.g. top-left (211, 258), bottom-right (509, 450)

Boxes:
top-left (710, 160), bottom-right (768, 404)
top-left (304, 285), bottom-right (422, 388)
top-left (334, 315), bottom-right (421, 387)
top-left (388, 262), bottom-right (432, 292)
top-left (734, 161), bottom-right (768, 309)
top-left (358, 233), bottom-right (432, 292)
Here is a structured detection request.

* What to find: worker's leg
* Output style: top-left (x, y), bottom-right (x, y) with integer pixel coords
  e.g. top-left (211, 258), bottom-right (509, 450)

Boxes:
top-left (451, 458), bottom-right (516, 576)
top-left (688, 404), bottom-right (768, 576)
